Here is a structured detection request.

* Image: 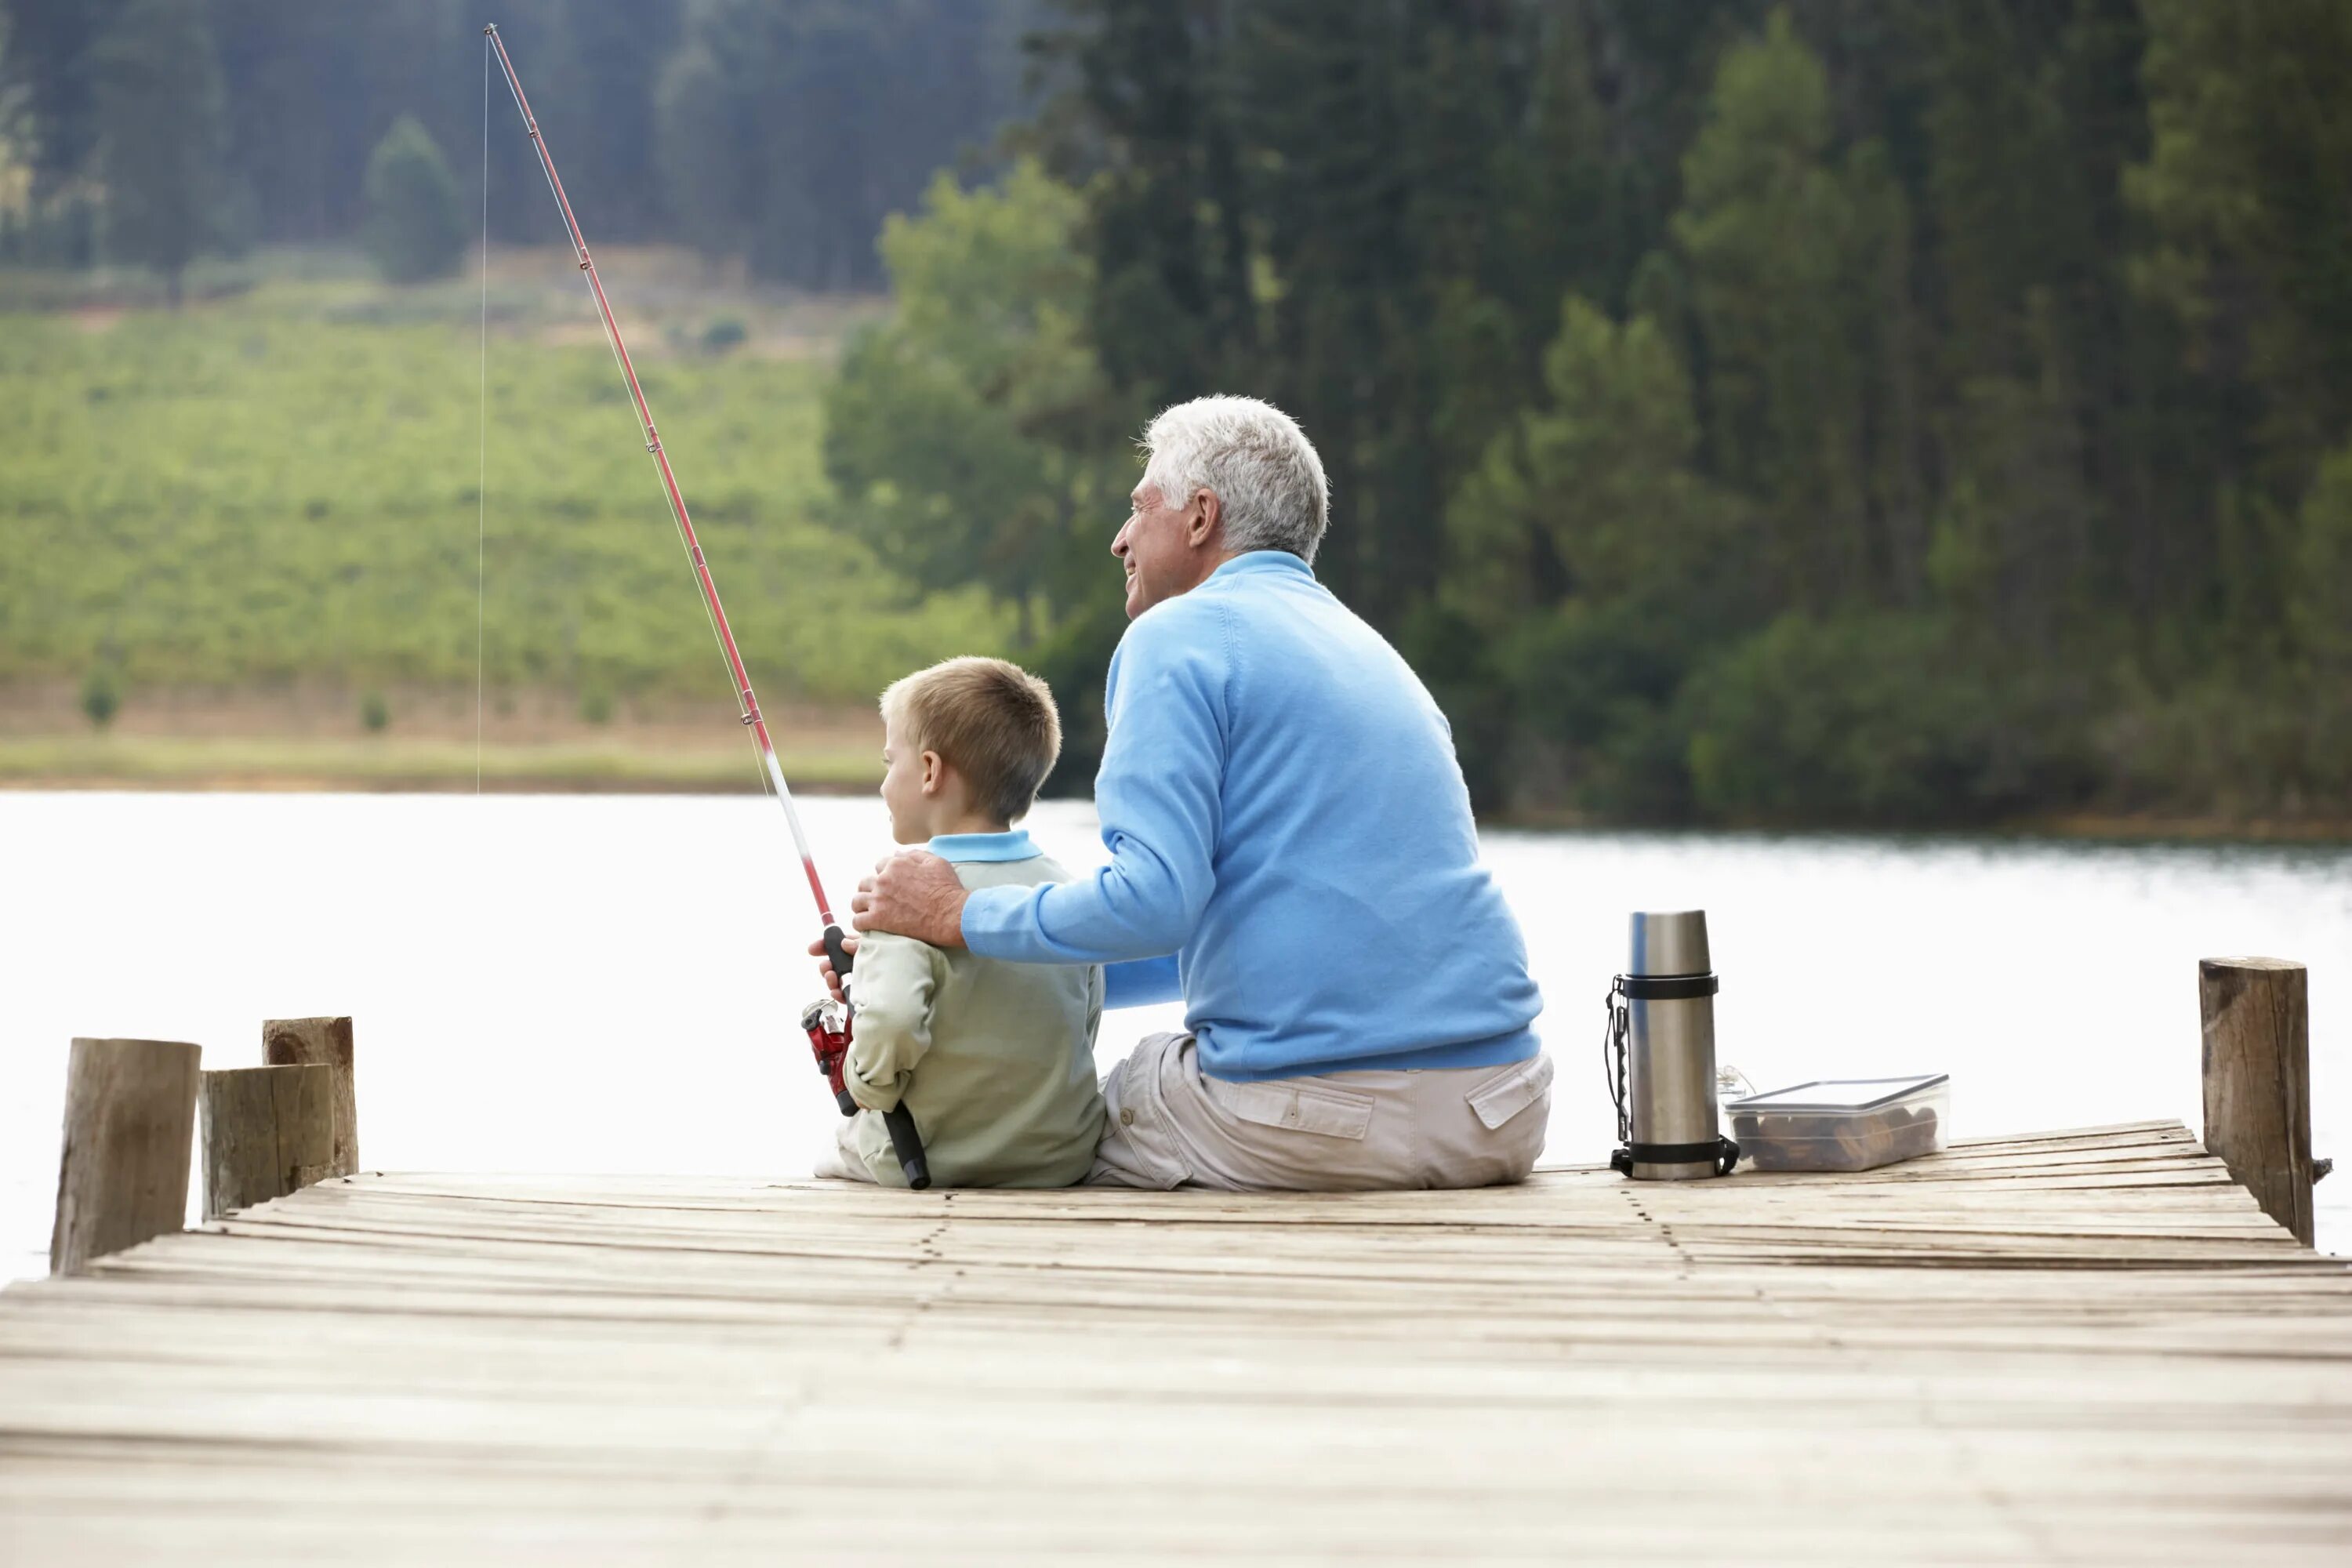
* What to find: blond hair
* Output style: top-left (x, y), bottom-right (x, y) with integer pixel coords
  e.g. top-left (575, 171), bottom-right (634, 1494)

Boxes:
top-left (880, 656), bottom-right (1062, 825)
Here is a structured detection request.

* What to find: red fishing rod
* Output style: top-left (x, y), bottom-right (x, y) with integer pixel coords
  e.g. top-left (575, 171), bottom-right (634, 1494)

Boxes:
top-left (485, 24), bottom-right (929, 1189)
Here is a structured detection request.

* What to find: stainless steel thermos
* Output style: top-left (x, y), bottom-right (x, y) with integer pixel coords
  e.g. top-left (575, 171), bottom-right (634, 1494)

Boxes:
top-left (1606, 909), bottom-right (1740, 1179)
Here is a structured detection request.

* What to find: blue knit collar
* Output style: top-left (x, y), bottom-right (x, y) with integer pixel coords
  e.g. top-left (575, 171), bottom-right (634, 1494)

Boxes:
top-left (1210, 550), bottom-right (1315, 583)
top-left (926, 829), bottom-right (1038, 863)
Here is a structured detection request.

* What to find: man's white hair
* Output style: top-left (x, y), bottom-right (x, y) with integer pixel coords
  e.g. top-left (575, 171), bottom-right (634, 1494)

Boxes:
top-left (1138, 395), bottom-right (1330, 563)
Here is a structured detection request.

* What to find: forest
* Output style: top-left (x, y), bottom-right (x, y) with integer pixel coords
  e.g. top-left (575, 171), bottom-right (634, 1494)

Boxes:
top-left (4, 1), bottom-right (2350, 828)
top-left (0, 0), bottom-right (1039, 289)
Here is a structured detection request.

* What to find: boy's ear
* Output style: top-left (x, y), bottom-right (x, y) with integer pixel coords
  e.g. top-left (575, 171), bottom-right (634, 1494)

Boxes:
top-left (920, 749), bottom-right (945, 797)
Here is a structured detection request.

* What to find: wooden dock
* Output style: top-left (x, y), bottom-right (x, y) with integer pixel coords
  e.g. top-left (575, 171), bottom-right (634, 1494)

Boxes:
top-left (4, 1119), bottom-right (2350, 1564)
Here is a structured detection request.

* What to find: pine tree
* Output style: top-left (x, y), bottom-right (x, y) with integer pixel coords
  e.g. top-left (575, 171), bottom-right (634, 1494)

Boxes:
top-left (2128, 0), bottom-right (2352, 671)
top-left (1921, 0), bottom-right (2096, 652)
top-left (2, 0), bottom-right (133, 201)
top-left (652, 38), bottom-right (746, 267)
top-left (361, 115), bottom-right (464, 285)
top-left (1047, 0), bottom-right (1247, 405)
top-left (652, 0), bottom-right (1017, 289)
top-left (90, 0), bottom-right (223, 305)
top-left (1672, 9), bottom-right (1915, 609)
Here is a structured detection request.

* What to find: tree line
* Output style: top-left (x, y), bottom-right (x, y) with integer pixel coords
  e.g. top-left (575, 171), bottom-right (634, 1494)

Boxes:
top-left (6, 1), bottom-right (2349, 828)
top-left (0, 0), bottom-right (1036, 292)
top-left (828, 0), bottom-right (2352, 828)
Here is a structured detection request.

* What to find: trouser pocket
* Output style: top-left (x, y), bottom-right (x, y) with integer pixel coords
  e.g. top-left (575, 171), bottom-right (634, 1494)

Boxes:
top-left (1454, 1055), bottom-right (1554, 1185)
top-left (1200, 1076), bottom-right (1375, 1141)
top-left (1466, 1054), bottom-right (1554, 1131)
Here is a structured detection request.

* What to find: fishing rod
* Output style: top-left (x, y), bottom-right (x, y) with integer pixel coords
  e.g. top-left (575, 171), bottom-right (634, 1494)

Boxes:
top-left (484, 24), bottom-right (930, 1189)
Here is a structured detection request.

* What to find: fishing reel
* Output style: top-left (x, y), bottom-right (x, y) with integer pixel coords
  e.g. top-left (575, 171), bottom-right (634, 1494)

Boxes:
top-left (800, 998), bottom-right (858, 1116)
top-left (800, 994), bottom-right (932, 1190)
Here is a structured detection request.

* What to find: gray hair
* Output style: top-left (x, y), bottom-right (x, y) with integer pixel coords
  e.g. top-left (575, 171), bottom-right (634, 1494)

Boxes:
top-left (1138, 395), bottom-right (1330, 563)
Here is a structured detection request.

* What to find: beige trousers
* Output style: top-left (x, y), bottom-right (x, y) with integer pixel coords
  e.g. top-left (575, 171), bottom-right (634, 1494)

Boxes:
top-left (812, 1116), bottom-right (878, 1184)
top-left (1088, 1031), bottom-right (1554, 1191)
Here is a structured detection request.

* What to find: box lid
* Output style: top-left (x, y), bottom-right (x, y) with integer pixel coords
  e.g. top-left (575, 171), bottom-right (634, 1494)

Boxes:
top-left (1728, 1074), bottom-right (1948, 1112)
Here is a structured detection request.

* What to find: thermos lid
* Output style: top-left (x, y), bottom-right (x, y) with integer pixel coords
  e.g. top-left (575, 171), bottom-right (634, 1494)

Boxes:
top-left (1628, 909), bottom-right (1711, 977)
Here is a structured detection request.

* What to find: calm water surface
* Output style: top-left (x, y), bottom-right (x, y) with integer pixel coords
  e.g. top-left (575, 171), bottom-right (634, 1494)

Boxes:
top-left (4, 790), bottom-right (2347, 1279)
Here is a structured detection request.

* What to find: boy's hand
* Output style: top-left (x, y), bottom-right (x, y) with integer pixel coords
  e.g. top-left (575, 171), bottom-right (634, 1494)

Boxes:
top-left (854, 851), bottom-right (970, 949)
top-left (806, 931), bottom-right (858, 1002)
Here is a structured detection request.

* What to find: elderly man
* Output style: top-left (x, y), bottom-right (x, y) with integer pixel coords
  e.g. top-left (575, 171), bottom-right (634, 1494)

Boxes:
top-left (840, 394), bottom-right (1549, 1189)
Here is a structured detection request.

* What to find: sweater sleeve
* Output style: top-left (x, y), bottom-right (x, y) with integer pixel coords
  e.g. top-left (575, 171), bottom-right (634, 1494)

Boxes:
top-left (841, 931), bottom-right (940, 1113)
top-left (1105, 955), bottom-right (1183, 1009)
top-left (961, 605), bottom-right (1228, 965)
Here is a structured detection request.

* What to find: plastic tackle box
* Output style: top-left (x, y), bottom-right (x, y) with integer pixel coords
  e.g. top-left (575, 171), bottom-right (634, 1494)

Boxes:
top-left (1726, 1074), bottom-right (1949, 1173)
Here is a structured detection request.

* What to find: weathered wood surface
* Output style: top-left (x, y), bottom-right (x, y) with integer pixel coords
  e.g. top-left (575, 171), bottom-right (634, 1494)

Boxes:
top-left (2201, 956), bottom-right (2315, 1243)
top-left (261, 1015), bottom-right (357, 1176)
top-left (4, 1120), bottom-right (2350, 1565)
top-left (198, 1064), bottom-right (337, 1221)
top-left (45, 1036), bottom-right (200, 1276)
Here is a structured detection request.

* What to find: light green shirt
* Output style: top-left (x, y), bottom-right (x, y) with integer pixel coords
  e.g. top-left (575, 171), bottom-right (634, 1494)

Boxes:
top-left (843, 832), bottom-right (1105, 1188)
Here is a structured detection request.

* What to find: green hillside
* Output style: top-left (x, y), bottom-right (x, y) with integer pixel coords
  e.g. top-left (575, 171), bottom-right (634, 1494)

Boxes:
top-left (0, 264), bottom-right (1008, 716)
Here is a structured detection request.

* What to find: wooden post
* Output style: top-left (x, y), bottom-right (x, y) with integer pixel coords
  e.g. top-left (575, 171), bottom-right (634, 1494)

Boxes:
top-left (49, 1037), bottom-right (202, 1276)
top-left (2200, 957), bottom-right (2314, 1246)
top-left (200, 1065), bottom-right (337, 1220)
top-left (263, 1015), bottom-right (356, 1175)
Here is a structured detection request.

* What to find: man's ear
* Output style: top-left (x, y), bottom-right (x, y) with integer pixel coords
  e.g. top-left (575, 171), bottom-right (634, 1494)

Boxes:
top-left (920, 750), bottom-right (945, 797)
top-left (1190, 488), bottom-right (1222, 550)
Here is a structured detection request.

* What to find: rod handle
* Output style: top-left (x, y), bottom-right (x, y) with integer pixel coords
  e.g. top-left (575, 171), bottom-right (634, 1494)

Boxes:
top-left (822, 923), bottom-right (855, 984)
top-left (884, 1105), bottom-right (931, 1191)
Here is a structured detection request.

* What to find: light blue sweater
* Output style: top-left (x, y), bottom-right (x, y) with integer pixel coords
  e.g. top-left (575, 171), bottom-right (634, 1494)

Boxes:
top-left (960, 550), bottom-right (1543, 1082)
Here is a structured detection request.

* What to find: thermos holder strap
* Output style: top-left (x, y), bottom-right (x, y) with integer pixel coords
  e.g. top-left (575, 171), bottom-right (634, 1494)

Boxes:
top-left (1613, 971), bottom-right (1719, 1000)
top-left (1630, 1138), bottom-right (1733, 1163)
top-left (1610, 1137), bottom-right (1743, 1178)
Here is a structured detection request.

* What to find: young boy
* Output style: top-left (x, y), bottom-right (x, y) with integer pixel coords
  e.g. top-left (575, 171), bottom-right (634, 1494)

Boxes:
top-left (815, 656), bottom-right (1105, 1188)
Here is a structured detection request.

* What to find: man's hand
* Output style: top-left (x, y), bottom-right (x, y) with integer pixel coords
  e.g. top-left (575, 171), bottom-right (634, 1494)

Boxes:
top-left (853, 851), bottom-right (971, 949)
top-left (804, 928), bottom-right (860, 1004)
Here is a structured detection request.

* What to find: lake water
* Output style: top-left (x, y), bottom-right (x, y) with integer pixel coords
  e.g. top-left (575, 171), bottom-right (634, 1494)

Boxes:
top-left (4, 789), bottom-right (2347, 1279)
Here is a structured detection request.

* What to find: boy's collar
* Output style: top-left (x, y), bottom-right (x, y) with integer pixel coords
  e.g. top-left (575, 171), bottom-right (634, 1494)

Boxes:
top-left (925, 829), bottom-right (1038, 863)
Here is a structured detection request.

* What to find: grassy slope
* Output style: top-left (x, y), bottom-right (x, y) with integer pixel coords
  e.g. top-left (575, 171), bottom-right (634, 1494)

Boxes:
top-left (0, 732), bottom-right (881, 793)
top-left (0, 252), bottom-right (1006, 791)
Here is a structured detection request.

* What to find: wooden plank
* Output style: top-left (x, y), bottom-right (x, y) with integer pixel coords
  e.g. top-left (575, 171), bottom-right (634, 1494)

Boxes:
top-left (4, 1120), bottom-right (2351, 1566)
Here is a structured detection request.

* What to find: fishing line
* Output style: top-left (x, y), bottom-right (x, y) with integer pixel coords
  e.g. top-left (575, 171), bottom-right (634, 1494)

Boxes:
top-left (477, 32), bottom-right (489, 797)
top-left (482, 24), bottom-right (842, 928)
top-left (482, 23), bottom-right (929, 1189)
